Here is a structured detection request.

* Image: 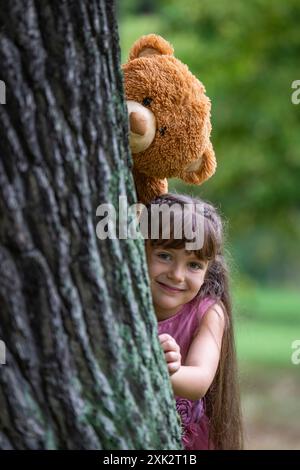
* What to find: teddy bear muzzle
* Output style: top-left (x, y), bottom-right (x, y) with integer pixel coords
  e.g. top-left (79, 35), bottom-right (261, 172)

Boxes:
top-left (126, 100), bottom-right (156, 154)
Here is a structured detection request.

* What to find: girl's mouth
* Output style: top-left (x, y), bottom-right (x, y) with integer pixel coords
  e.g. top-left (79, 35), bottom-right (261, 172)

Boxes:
top-left (156, 281), bottom-right (186, 293)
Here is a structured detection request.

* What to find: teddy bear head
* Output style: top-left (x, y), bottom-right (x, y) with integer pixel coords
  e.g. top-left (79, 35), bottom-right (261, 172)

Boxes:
top-left (122, 34), bottom-right (216, 185)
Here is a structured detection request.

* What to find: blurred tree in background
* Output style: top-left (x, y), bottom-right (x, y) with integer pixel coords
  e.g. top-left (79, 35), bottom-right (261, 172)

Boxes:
top-left (118, 0), bottom-right (300, 286)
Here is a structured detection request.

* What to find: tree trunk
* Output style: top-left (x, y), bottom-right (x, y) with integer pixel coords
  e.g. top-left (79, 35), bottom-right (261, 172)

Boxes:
top-left (0, 0), bottom-right (181, 450)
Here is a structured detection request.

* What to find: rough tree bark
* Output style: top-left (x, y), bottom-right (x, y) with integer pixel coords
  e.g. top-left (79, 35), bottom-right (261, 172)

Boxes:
top-left (0, 0), bottom-right (181, 450)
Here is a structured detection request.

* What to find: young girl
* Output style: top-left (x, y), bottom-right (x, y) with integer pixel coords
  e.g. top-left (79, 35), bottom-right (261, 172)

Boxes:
top-left (144, 193), bottom-right (243, 450)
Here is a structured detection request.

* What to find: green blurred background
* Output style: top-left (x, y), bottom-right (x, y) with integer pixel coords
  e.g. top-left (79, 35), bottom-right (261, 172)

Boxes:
top-left (117, 0), bottom-right (300, 449)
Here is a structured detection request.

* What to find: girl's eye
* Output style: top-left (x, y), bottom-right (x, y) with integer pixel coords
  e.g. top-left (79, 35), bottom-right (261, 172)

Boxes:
top-left (157, 252), bottom-right (171, 261)
top-left (188, 262), bottom-right (203, 271)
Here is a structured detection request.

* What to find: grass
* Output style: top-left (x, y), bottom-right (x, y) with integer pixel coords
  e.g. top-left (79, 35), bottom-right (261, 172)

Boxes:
top-left (236, 320), bottom-right (299, 368)
top-left (233, 284), bottom-right (300, 449)
top-left (234, 283), bottom-right (300, 368)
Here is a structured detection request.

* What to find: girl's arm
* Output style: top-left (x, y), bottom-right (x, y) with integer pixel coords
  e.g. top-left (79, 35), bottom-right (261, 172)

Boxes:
top-left (170, 303), bottom-right (225, 401)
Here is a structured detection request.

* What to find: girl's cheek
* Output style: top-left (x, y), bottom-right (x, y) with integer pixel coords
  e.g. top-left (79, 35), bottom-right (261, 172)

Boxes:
top-left (149, 262), bottom-right (159, 276)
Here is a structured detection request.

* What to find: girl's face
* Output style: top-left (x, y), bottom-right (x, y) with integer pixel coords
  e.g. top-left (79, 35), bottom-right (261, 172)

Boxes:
top-left (146, 243), bottom-right (208, 321)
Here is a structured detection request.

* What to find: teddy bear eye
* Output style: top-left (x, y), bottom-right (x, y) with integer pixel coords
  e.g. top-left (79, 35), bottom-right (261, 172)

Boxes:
top-left (159, 126), bottom-right (167, 136)
top-left (142, 97), bottom-right (153, 107)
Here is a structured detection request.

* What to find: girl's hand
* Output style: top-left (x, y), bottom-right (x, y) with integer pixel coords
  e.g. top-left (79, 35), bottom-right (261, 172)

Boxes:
top-left (159, 334), bottom-right (181, 375)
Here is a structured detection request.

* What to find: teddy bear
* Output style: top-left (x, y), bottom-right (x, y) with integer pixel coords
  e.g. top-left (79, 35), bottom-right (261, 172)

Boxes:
top-left (122, 34), bottom-right (216, 205)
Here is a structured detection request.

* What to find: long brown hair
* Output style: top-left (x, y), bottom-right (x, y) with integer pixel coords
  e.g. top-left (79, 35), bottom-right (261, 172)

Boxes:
top-left (144, 193), bottom-right (243, 450)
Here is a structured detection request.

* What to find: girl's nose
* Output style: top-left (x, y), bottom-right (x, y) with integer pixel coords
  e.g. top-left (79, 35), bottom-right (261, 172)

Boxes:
top-left (167, 264), bottom-right (185, 283)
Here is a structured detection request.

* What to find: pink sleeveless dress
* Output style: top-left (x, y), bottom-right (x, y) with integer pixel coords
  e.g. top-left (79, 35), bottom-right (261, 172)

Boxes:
top-left (158, 296), bottom-right (216, 450)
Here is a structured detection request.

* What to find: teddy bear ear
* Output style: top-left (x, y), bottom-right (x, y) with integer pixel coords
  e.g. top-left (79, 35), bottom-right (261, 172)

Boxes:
top-left (129, 34), bottom-right (174, 60)
top-left (182, 140), bottom-right (217, 185)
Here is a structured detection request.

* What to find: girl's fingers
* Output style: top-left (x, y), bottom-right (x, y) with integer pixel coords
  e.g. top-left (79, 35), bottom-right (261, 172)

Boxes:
top-left (159, 334), bottom-right (181, 373)
top-left (165, 351), bottom-right (181, 363)
top-left (168, 361), bottom-right (180, 375)
top-left (159, 334), bottom-right (180, 352)
top-left (160, 339), bottom-right (180, 353)
top-left (158, 333), bottom-right (174, 344)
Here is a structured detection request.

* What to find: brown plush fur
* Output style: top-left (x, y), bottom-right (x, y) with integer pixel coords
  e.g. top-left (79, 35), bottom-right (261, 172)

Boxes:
top-left (123, 34), bottom-right (216, 204)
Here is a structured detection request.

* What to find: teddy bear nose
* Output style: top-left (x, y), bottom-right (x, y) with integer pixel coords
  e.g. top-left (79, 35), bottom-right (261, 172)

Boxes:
top-left (126, 100), bottom-right (156, 153)
top-left (129, 112), bottom-right (147, 136)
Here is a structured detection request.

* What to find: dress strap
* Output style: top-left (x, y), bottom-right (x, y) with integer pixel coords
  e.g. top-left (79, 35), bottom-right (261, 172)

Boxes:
top-left (198, 296), bottom-right (217, 318)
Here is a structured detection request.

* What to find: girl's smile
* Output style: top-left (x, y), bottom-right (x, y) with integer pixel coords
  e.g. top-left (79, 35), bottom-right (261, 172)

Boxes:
top-left (146, 244), bottom-right (208, 320)
top-left (156, 280), bottom-right (187, 293)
